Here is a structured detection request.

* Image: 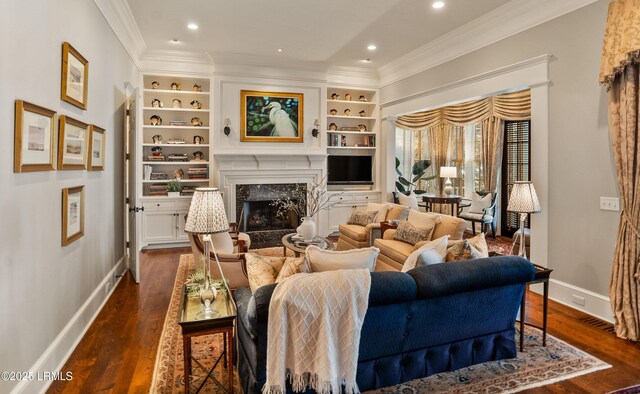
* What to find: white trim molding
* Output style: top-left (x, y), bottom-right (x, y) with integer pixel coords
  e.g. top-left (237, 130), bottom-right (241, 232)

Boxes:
top-left (534, 280), bottom-right (614, 323)
top-left (93, 0), bottom-right (146, 67)
top-left (10, 258), bottom-right (126, 394)
top-left (377, 0), bottom-right (598, 87)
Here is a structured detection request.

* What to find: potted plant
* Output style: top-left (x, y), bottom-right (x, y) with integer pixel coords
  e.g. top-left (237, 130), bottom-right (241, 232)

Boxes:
top-left (167, 180), bottom-right (181, 197)
top-left (394, 158), bottom-right (436, 202)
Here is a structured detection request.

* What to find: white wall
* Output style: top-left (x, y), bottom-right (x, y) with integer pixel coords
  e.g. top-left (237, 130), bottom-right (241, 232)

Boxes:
top-left (0, 1), bottom-right (138, 392)
top-left (380, 0), bottom-right (616, 318)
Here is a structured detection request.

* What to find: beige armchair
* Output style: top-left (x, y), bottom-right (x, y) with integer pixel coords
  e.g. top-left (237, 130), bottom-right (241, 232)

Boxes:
top-left (187, 220), bottom-right (252, 289)
top-left (373, 211), bottom-right (466, 271)
top-left (336, 204), bottom-right (409, 250)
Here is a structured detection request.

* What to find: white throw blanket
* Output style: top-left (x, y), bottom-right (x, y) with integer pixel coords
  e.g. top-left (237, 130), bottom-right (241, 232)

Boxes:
top-left (263, 269), bottom-right (371, 394)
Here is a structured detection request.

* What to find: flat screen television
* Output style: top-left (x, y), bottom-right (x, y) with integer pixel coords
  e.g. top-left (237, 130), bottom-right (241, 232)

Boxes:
top-left (327, 155), bottom-right (373, 185)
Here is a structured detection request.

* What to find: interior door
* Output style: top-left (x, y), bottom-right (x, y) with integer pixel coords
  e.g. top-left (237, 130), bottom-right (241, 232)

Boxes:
top-left (126, 86), bottom-right (141, 283)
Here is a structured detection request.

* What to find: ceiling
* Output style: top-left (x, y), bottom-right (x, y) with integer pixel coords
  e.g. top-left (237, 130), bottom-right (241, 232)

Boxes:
top-left (126, 0), bottom-right (511, 69)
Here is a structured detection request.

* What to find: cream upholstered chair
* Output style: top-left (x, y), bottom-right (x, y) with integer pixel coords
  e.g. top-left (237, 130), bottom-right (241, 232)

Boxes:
top-left (186, 219), bottom-right (252, 289)
top-left (373, 210), bottom-right (466, 271)
top-left (336, 203), bottom-right (409, 250)
top-left (458, 191), bottom-right (497, 238)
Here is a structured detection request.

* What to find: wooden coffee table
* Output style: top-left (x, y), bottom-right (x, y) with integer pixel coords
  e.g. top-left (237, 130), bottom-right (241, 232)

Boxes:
top-left (282, 233), bottom-right (334, 257)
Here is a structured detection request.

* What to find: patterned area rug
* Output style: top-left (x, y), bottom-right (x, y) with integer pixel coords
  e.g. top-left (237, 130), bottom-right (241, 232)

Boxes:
top-left (150, 253), bottom-right (609, 394)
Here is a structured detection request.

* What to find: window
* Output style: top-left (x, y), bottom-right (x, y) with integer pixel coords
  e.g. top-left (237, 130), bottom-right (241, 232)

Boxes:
top-left (395, 128), bottom-right (413, 183)
top-left (501, 120), bottom-right (531, 236)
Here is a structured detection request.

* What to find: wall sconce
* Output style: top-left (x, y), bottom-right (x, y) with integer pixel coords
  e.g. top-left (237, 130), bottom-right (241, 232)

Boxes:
top-left (311, 119), bottom-right (319, 138)
top-left (223, 118), bottom-right (231, 136)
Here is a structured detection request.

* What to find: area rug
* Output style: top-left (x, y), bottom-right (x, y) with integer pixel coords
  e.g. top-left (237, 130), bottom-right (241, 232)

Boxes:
top-left (150, 253), bottom-right (610, 394)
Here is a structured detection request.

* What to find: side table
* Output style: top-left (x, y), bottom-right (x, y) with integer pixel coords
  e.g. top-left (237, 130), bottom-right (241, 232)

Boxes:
top-left (421, 194), bottom-right (462, 216)
top-left (519, 263), bottom-right (553, 352)
top-left (380, 221), bottom-right (398, 238)
top-left (178, 284), bottom-right (236, 394)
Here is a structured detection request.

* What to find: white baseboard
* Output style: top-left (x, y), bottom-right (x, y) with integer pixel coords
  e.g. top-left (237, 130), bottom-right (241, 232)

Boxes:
top-left (530, 279), bottom-right (614, 323)
top-left (10, 257), bottom-right (126, 394)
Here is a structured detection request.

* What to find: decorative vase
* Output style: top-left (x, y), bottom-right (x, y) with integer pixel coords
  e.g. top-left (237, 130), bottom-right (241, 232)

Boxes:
top-left (297, 216), bottom-right (316, 242)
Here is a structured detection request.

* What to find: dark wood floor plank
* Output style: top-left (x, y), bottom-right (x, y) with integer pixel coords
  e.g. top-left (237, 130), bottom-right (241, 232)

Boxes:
top-left (48, 248), bottom-right (640, 393)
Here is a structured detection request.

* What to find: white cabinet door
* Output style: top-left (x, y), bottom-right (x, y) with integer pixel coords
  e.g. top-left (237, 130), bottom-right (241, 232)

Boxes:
top-left (327, 205), bottom-right (357, 233)
top-left (176, 209), bottom-right (189, 242)
top-left (142, 211), bottom-right (177, 243)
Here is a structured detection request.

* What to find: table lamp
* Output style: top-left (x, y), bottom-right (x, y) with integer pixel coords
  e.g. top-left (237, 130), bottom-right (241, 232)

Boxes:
top-left (440, 166), bottom-right (457, 196)
top-left (185, 188), bottom-right (230, 317)
top-left (507, 181), bottom-right (541, 259)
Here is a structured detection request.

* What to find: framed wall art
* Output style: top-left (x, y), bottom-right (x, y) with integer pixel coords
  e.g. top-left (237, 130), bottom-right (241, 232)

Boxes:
top-left (88, 125), bottom-right (105, 171)
top-left (61, 42), bottom-right (89, 110)
top-left (58, 115), bottom-right (88, 170)
top-left (240, 90), bottom-right (303, 143)
top-left (62, 186), bottom-right (85, 246)
top-left (14, 100), bottom-right (57, 172)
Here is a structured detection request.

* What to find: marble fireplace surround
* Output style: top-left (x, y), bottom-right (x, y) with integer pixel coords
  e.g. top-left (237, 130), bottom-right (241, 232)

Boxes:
top-left (215, 153), bottom-right (328, 245)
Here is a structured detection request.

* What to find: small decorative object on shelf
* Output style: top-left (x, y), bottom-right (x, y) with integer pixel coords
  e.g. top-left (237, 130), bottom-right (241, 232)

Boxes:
top-left (168, 153), bottom-right (189, 162)
top-left (150, 115), bottom-right (162, 126)
top-left (329, 122), bottom-right (338, 131)
top-left (166, 180), bottom-right (181, 197)
top-left (358, 124), bottom-right (367, 132)
top-left (173, 168), bottom-right (184, 180)
top-left (341, 126), bottom-right (360, 131)
top-left (150, 171), bottom-right (168, 180)
top-left (152, 134), bottom-right (163, 144)
top-left (151, 98), bottom-right (163, 108)
top-left (167, 138), bottom-right (186, 144)
top-left (369, 135), bottom-right (375, 146)
top-left (359, 110), bottom-right (366, 117)
top-left (329, 109), bottom-right (337, 115)
top-left (343, 109), bottom-right (351, 116)
top-left (341, 135), bottom-right (347, 146)
top-left (191, 117), bottom-right (203, 127)
top-left (345, 93), bottom-right (352, 101)
top-left (172, 99), bottom-right (182, 108)
top-left (169, 120), bottom-right (188, 126)
top-left (190, 100), bottom-right (202, 109)
top-left (359, 95), bottom-right (367, 102)
top-left (192, 83), bottom-right (202, 92)
top-left (193, 135), bottom-right (204, 144)
top-left (191, 151), bottom-right (206, 162)
top-left (149, 146), bottom-right (164, 161)
top-left (170, 82), bottom-right (181, 91)
top-left (331, 93), bottom-right (340, 100)
top-left (151, 81), bottom-right (160, 89)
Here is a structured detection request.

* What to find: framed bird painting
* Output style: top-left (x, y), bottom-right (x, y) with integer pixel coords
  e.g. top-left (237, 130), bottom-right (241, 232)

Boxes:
top-left (240, 90), bottom-right (304, 143)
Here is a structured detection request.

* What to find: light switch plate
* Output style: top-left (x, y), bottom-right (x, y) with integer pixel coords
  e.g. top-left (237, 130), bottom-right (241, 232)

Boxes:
top-left (600, 197), bottom-right (620, 211)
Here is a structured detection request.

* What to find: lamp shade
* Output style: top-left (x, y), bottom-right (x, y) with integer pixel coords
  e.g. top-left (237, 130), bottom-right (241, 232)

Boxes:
top-left (185, 188), bottom-right (229, 234)
top-left (440, 166), bottom-right (457, 178)
top-left (507, 182), bottom-right (541, 213)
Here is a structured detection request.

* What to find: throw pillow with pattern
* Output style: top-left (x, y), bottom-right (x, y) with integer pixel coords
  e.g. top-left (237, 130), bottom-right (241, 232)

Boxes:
top-left (347, 210), bottom-right (379, 226)
top-left (445, 239), bottom-right (483, 262)
top-left (275, 257), bottom-right (309, 282)
top-left (245, 253), bottom-right (285, 293)
top-left (393, 220), bottom-right (434, 246)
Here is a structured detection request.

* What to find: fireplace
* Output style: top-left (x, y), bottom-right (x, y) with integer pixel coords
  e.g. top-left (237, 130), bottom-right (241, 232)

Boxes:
top-left (236, 183), bottom-right (306, 248)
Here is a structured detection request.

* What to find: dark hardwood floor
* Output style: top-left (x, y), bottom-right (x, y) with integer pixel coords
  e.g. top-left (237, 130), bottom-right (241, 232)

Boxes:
top-left (47, 248), bottom-right (640, 394)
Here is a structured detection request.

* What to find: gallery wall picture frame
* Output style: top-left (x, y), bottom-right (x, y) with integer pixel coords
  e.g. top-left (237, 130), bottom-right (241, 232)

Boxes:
top-left (61, 42), bottom-right (89, 110)
top-left (14, 100), bottom-right (57, 173)
top-left (62, 186), bottom-right (85, 246)
top-left (88, 125), bottom-right (105, 171)
top-left (240, 90), bottom-right (304, 143)
top-left (58, 115), bottom-right (89, 170)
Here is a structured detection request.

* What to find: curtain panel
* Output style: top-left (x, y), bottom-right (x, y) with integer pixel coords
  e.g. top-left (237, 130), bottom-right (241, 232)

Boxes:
top-left (601, 0), bottom-right (640, 341)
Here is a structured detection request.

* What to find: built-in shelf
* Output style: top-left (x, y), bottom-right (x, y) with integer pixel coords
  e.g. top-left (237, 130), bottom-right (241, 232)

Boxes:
top-left (142, 161), bottom-right (209, 165)
top-left (143, 107), bottom-right (209, 112)
top-left (142, 143), bottom-right (209, 147)
top-left (327, 146), bottom-right (376, 150)
top-left (143, 179), bottom-right (210, 183)
top-left (143, 89), bottom-right (209, 95)
top-left (326, 99), bottom-right (376, 105)
top-left (143, 125), bottom-right (210, 130)
top-left (327, 115), bottom-right (376, 120)
top-left (327, 131), bottom-right (376, 135)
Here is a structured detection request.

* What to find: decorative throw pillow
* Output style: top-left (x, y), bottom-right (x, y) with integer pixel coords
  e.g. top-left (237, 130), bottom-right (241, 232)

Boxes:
top-left (245, 253), bottom-right (285, 293)
top-left (347, 209), bottom-right (379, 226)
top-left (445, 239), bottom-right (483, 262)
top-left (275, 257), bottom-right (309, 282)
top-left (401, 235), bottom-right (449, 272)
top-left (407, 210), bottom-right (441, 229)
top-left (386, 205), bottom-right (410, 221)
top-left (306, 245), bottom-right (379, 272)
top-left (398, 192), bottom-right (419, 211)
top-left (393, 220), bottom-right (434, 246)
top-left (448, 233), bottom-right (489, 258)
top-left (366, 202), bottom-right (391, 223)
top-left (469, 192), bottom-right (492, 213)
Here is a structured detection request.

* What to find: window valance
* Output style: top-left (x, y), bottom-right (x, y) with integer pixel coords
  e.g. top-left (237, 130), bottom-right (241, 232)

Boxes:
top-left (395, 90), bottom-right (531, 131)
top-left (599, 0), bottom-right (640, 88)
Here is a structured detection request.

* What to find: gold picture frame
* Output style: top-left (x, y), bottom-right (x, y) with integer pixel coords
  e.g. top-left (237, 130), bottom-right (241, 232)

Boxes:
top-left (61, 42), bottom-right (89, 110)
top-left (88, 125), bottom-right (105, 171)
top-left (58, 115), bottom-right (88, 170)
top-left (14, 100), bottom-right (57, 172)
top-left (240, 90), bottom-right (304, 143)
top-left (62, 186), bottom-right (85, 246)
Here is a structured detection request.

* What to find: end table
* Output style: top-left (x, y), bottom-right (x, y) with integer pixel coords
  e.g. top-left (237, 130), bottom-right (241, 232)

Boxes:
top-left (519, 263), bottom-right (553, 352)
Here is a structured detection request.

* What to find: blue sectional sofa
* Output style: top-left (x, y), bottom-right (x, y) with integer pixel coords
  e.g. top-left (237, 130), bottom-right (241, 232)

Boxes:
top-left (233, 256), bottom-right (535, 394)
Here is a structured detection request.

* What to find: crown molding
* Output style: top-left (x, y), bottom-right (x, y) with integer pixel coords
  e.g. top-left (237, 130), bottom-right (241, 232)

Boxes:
top-left (377, 0), bottom-right (599, 87)
top-left (93, 0), bottom-right (146, 68)
top-left (326, 66), bottom-right (380, 88)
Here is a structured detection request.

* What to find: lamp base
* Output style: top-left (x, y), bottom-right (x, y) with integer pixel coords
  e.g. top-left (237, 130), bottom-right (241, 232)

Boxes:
top-left (443, 178), bottom-right (453, 196)
top-left (517, 212), bottom-right (528, 259)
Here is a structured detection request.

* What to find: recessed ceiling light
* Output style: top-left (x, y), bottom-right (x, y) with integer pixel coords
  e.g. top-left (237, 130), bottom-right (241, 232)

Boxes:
top-left (367, 44), bottom-right (377, 51)
top-left (170, 39), bottom-right (180, 44)
top-left (432, 1), bottom-right (445, 9)
top-left (187, 23), bottom-right (198, 30)
top-left (277, 48), bottom-right (283, 53)
top-left (361, 58), bottom-right (372, 63)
